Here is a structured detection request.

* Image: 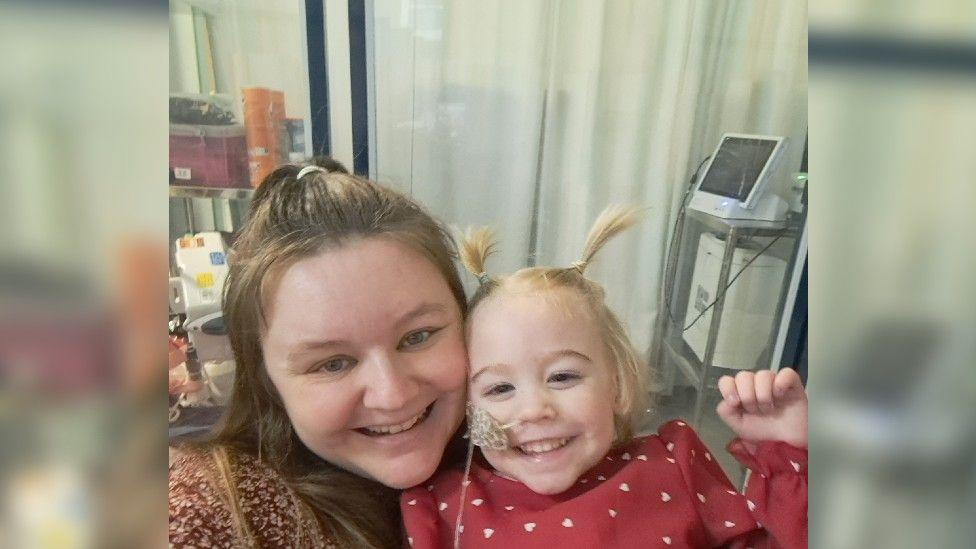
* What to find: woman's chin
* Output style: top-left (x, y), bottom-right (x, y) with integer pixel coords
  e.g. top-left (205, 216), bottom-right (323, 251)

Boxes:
top-left (371, 455), bottom-right (439, 489)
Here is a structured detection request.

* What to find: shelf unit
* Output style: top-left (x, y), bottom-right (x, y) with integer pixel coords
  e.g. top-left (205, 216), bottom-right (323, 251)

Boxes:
top-left (657, 207), bottom-right (803, 426)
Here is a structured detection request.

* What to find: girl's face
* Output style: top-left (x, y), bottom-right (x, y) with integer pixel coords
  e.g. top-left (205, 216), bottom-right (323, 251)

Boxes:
top-left (261, 237), bottom-right (468, 489)
top-left (467, 290), bottom-right (619, 495)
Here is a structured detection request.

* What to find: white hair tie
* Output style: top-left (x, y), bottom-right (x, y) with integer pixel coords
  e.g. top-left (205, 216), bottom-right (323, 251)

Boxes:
top-left (297, 165), bottom-right (327, 179)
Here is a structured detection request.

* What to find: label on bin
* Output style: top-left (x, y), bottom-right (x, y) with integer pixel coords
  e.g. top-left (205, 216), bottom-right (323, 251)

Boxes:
top-left (174, 167), bottom-right (192, 180)
top-left (210, 252), bottom-right (225, 265)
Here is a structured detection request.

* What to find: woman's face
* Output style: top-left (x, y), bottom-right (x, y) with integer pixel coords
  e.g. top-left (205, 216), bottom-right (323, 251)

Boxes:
top-left (261, 237), bottom-right (467, 488)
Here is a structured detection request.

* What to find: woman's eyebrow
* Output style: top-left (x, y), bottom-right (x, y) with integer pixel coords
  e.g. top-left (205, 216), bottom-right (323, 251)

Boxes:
top-left (395, 302), bottom-right (448, 328)
top-left (287, 339), bottom-right (345, 365)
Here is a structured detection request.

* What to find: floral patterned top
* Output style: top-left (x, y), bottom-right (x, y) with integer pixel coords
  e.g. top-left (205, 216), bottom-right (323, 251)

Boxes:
top-left (169, 449), bottom-right (336, 548)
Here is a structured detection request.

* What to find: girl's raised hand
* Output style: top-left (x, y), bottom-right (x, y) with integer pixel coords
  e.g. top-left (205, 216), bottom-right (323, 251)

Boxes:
top-left (716, 368), bottom-right (808, 449)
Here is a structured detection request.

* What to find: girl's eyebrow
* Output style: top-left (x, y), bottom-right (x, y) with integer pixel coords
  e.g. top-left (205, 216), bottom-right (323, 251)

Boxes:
top-left (540, 348), bottom-right (592, 366)
top-left (469, 349), bottom-right (591, 382)
top-left (470, 362), bottom-right (509, 383)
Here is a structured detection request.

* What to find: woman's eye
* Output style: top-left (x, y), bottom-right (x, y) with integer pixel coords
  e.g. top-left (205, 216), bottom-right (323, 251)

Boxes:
top-left (399, 327), bottom-right (440, 349)
top-left (484, 383), bottom-right (514, 397)
top-left (310, 357), bottom-right (355, 375)
top-left (548, 371), bottom-right (582, 385)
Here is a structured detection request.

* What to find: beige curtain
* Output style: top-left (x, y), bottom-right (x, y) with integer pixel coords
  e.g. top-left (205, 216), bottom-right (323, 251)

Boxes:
top-left (371, 0), bottom-right (807, 357)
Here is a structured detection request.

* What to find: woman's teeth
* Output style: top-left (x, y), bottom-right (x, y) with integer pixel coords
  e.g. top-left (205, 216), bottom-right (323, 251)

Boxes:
top-left (518, 437), bottom-right (570, 454)
top-left (362, 405), bottom-right (430, 436)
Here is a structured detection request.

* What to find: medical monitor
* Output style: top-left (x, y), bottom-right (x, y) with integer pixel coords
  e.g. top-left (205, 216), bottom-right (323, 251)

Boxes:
top-left (688, 133), bottom-right (788, 221)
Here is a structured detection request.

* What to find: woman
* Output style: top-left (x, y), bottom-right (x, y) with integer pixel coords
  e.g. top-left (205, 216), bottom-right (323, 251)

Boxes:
top-left (169, 158), bottom-right (471, 547)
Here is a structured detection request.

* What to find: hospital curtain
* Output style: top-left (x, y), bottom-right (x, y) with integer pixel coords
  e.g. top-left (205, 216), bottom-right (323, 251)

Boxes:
top-left (370, 0), bottom-right (807, 364)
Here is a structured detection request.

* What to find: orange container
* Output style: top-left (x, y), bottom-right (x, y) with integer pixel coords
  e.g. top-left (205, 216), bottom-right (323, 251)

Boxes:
top-left (242, 87), bottom-right (272, 105)
top-left (242, 87), bottom-right (285, 187)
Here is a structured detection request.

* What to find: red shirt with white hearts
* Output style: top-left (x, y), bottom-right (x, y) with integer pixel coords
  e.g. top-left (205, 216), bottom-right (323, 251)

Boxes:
top-left (401, 420), bottom-right (807, 548)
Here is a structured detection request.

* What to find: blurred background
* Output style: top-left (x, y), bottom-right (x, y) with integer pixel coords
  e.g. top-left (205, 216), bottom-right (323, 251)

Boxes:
top-left (0, 0), bottom-right (972, 547)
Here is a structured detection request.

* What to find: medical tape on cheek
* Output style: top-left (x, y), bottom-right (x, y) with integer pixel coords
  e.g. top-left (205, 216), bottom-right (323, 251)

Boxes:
top-left (466, 404), bottom-right (521, 451)
top-left (452, 405), bottom-right (523, 548)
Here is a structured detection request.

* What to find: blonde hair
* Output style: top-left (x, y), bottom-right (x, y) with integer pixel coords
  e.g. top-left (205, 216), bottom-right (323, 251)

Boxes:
top-left (460, 206), bottom-right (648, 443)
top-left (194, 158), bottom-right (468, 548)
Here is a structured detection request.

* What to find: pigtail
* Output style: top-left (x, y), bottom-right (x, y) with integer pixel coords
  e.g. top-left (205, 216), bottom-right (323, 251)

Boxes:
top-left (573, 206), bottom-right (643, 273)
top-left (459, 227), bottom-right (497, 285)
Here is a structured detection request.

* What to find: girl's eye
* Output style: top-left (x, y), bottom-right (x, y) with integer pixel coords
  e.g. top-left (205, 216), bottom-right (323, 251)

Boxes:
top-left (484, 383), bottom-right (515, 397)
top-left (548, 371), bottom-right (582, 385)
top-left (399, 327), bottom-right (441, 349)
top-left (309, 356), bottom-right (356, 375)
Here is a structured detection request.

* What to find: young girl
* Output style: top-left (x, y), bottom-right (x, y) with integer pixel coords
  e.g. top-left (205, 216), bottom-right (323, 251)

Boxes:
top-left (400, 207), bottom-right (808, 548)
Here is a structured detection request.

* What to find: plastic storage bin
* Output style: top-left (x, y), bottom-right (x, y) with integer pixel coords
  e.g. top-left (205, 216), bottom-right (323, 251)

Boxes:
top-left (170, 123), bottom-right (249, 188)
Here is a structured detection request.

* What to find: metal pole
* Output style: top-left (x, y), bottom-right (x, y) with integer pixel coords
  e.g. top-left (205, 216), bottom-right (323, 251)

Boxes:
top-left (693, 228), bottom-right (738, 427)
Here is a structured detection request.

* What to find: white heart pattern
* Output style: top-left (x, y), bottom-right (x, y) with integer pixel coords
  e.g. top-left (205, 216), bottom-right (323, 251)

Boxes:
top-left (666, 442), bottom-right (675, 452)
top-left (459, 525), bottom-right (464, 533)
top-left (747, 499), bottom-right (756, 511)
top-left (579, 478), bottom-right (588, 484)
top-left (407, 499), bottom-right (416, 506)
top-left (697, 493), bottom-right (707, 503)
top-left (438, 502), bottom-right (448, 511)
top-left (484, 528), bottom-right (494, 539)
top-left (562, 518), bottom-right (574, 528)
top-left (524, 522), bottom-right (536, 532)
top-left (790, 460), bottom-right (801, 472)
top-left (504, 505), bottom-right (515, 511)
top-left (666, 457), bottom-right (676, 464)
top-left (619, 483), bottom-right (630, 492)
top-left (637, 454), bottom-right (648, 461)
top-left (408, 537), bottom-right (413, 546)
top-left (472, 499), bottom-right (484, 506)
top-left (705, 452), bottom-right (712, 461)
top-left (427, 485), bottom-right (434, 491)
top-left (676, 421), bottom-right (686, 426)
top-left (661, 492), bottom-right (671, 502)
top-left (621, 452), bottom-right (631, 460)
top-left (608, 509), bottom-right (617, 518)
top-left (597, 475), bottom-right (606, 481)
top-left (724, 521), bottom-right (736, 528)
top-left (663, 536), bottom-right (673, 545)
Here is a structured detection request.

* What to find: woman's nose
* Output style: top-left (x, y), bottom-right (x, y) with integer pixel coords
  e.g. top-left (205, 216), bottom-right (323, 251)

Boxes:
top-left (515, 389), bottom-right (556, 424)
top-left (361, 352), bottom-right (421, 411)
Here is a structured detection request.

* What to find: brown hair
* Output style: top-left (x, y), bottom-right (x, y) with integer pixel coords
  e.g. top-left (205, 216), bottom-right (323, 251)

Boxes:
top-left (459, 206), bottom-right (648, 443)
top-left (203, 158), bottom-right (467, 548)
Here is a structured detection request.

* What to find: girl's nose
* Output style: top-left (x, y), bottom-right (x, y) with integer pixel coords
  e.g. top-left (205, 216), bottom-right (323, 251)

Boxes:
top-left (515, 390), bottom-right (556, 424)
top-left (361, 352), bottom-right (421, 411)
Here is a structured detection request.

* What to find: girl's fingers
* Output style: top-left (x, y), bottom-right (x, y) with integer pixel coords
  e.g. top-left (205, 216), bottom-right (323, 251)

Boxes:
top-left (735, 371), bottom-right (759, 414)
top-left (718, 375), bottom-right (740, 407)
top-left (754, 369), bottom-right (776, 413)
top-left (773, 368), bottom-right (804, 399)
top-left (716, 398), bottom-right (741, 423)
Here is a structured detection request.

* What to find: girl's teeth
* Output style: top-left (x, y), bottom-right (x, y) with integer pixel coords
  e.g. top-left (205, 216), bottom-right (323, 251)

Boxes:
top-left (519, 438), bottom-right (570, 454)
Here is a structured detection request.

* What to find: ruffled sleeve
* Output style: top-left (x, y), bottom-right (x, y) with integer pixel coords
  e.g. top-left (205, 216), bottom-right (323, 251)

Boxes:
top-left (659, 420), bottom-right (807, 548)
top-left (728, 438), bottom-right (808, 548)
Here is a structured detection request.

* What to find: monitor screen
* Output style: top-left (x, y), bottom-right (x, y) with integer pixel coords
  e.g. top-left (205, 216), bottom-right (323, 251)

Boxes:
top-left (698, 136), bottom-right (778, 200)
